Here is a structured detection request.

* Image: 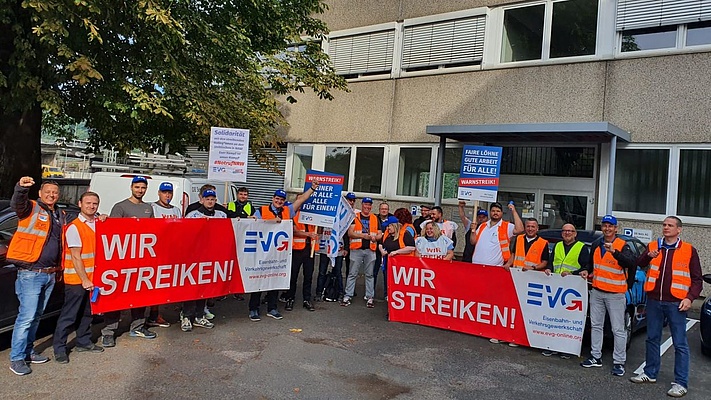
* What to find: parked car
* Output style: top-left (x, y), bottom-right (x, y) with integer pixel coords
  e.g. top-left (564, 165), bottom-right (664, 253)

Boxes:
top-left (41, 164), bottom-right (65, 179)
top-left (538, 229), bottom-right (649, 348)
top-left (701, 274), bottom-right (711, 357)
top-left (0, 201), bottom-right (78, 334)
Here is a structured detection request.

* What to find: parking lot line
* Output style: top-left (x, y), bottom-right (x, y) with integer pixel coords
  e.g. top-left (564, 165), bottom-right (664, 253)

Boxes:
top-left (633, 318), bottom-right (699, 375)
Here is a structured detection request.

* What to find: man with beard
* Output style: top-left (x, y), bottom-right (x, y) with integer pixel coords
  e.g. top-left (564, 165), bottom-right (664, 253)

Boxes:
top-left (470, 202), bottom-right (523, 265)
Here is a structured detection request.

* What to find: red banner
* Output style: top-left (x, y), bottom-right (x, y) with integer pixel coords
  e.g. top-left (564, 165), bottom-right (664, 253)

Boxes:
top-left (92, 218), bottom-right (244, 313)
top-left (387, 256), bottom-right (588, 354)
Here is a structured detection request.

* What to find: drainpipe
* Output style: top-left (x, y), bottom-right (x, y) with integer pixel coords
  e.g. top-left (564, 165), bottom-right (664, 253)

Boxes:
top-left (606, 135), bottom-right (617, 215)
top-left (434, 136), bottom-right (446, 206)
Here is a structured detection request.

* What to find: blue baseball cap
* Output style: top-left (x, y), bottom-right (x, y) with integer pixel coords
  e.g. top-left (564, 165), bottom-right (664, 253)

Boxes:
top-left (159, 182), bottom-right (173, 192)
top-left (345, 192), bottom-right (356, 200)
top-left (131, 175), bottom-right (148, 184)
top-left (601, 214), bottom-right (618, 226)
top-left (362, 197), bottom-right (373, 204)
top-left (202, 189), bottom-right (217, 198)
top-left (381, 216), bottom-right (399, 230)
top-left (477, 209), bottom-right (488, 217)
top-left (274, 189), bottom-right (287, 199)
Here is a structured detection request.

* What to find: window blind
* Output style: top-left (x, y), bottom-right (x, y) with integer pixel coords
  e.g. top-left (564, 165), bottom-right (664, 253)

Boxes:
top-left (329, 30), bottom-right (395, 76)
top-left (616, 0), bottom-right (711, 30)
top-left (401, 16), bottom-right (485, 70)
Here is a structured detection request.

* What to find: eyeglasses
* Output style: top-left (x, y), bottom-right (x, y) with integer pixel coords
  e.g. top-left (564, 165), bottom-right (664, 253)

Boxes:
top-left (561, 230), bottom-right (575, 233)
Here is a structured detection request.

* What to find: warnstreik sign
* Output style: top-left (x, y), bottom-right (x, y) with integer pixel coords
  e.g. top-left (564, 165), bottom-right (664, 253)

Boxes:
top-left (298, 170), bottom-right (344, 227)
top-left (387, 256), bottom-right (588, 355)
top-left (458, 145), bottom-right (503, 202)
top-left (91, 218), bottom-right (292, 313)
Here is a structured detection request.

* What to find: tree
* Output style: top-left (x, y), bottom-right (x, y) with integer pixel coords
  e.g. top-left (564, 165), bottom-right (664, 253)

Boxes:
top-left (0, 0), bottom-right (347, 197)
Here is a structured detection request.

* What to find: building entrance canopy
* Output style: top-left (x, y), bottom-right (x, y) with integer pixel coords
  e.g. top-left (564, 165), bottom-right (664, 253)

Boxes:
top-left (426, 122), bottom-right (631, 215)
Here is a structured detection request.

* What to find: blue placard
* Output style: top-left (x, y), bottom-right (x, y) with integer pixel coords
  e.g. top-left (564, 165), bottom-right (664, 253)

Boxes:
top-left (458, 145), bottom-right (503, 202)
top-left (298, 170), bottom-right (345, 227)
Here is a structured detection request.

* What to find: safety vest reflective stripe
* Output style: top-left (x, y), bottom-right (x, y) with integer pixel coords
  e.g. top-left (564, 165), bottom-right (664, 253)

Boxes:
top-left (592, 237), bottom-right (627, 293)
top-left (512, 235), bottom-right (548, 269)
top-left (553, 241), bottom-right (584, 274)
top-left (644, 241), bottom-right (692, 299)
top-left (350, 212), bottom-right (378, 251)
top-left (7, 201), bottom-right (60, 264)
top-left (62, 218), bottom-right (95, 285)
top-left (16, 207), bottom-right (50, 237)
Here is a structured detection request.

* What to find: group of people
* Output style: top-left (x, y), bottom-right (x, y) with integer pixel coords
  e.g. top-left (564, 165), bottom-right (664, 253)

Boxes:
top-left (5, 176), bottom-right (705, 397)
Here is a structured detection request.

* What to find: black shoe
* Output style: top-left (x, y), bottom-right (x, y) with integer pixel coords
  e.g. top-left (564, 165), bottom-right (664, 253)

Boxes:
top-left (285, 299), bottom-right (294, 311)
top-left (75, 344), bottom-right (104, 353)
top-left (129, 326), bottom-right (157, 339)
top-left (303, 301), bottom-right (315, 311)
top-left (54, 353), bottom-right (69, 364)
top-left (278, 294), bottom-right (288, 303)
top-left (101, 335), bottom-right (116, 348)
top-left (206, 299), bottom-right (216, 307)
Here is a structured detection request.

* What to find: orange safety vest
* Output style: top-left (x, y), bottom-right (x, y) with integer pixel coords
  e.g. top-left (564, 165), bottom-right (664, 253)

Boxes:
top-left (293, 211), bottom-right (319, 251)
top-left (350, 212), bottom-right (379, 251)
top-left (474, 220), bottom-right (512, 263)
top-left (512, 235), bottom-right (549, 269)
top-left (260, 205), bottom-right (292, 221)
top-left (62, 218), bottom-right (95, 285)
top-left (384, 228), bottom-right (414, 255)
top-left (7, 200), bottom-right (64, 265)
top-left (402, 223), bottom-right (417, 239)
top-left (644, 240), bottom-right (692, 300)
top-left (592, 238), bottom-right (627, 293)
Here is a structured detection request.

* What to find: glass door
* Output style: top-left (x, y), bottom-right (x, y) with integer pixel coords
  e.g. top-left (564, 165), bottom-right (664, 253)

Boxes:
top-left (541, 193), bottom-right (590, 230)
top-left (496, 191), bottom-right (537, 223)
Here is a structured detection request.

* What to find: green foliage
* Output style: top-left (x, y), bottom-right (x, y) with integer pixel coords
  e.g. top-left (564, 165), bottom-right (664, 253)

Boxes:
top-left (0, 0), bottom-right (348, 169)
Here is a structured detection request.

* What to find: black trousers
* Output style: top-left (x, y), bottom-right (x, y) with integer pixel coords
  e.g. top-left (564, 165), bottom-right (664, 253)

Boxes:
top-left (53, 284), bottom-right (93, 355)
top-left (284, 248), bottom-right (314, 301)
top-left (249, 291), bottom-right (278, 312)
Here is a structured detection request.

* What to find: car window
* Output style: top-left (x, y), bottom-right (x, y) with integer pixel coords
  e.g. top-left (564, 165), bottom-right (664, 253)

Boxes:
top-left (0, 215), bottom-right (18, 241)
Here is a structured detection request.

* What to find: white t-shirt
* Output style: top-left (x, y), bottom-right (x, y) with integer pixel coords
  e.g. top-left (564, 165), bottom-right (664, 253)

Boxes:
top-left (471, 219), bottom-right (515, 266)
top-left (415, 236), bottom-right (453, 259)
top-left (419, 220), bottom-right (459, 240)
top-left (152, 202), bottom-right (182, 218)
top-left (65, 214), bottom-right (96, 248)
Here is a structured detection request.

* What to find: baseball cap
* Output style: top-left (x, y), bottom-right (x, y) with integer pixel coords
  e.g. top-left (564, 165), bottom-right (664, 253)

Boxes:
top-left (202, 189), bottom-right (217, 198)
top-left (158, 182), bottom-right (173, 192)
top-left (131, 176), bottom-right (148, 184)
top-left (490, 202), bottom-right (503, 211)
top-left (273, 189), bottom-right (287, 199)
top-left (477, 209), bottom-right (488, 217)
top-left (345, 192), bottom-right (356, 200)
top-left (420, 204), bottom-right (432, 210)
top-left (362, 197), bottom-right (373, 204)
top-left (601, 214), bottom-right (618, 226)
top-left (381, 216), bottom-right (399, 230)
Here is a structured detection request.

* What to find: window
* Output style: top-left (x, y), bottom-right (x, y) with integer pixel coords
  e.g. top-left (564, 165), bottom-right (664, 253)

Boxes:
top-left (397, 148), bottom-right (431, 197)
top-left (402, 15), bottom-right (485, 71)
top-left (686, 21), bottom-right (711, 46)
top-left (443, 147), bottom-right (463, 199)
top-left (329, 28), bottom-right (395, 78)
top-left (501, 147), bottom-right (595, 178)
top-left (501, 5), bottom-right (545, 62)
top-left (677, 150), bottom-right (711, 218)
top-left (613, 149), bottom-right (669, 214)
top-left (353, 147), bottom-right (384, 193)
top-left (550, 0), bottom-right (598, 58)
top-left (325, 146), bottom-right (351, 187)
top-left (621, 26), bottom-right (677, 52)
top-left (290, 145), bottom-right (312, 189)
top-left (501, 0), bottom-right (598, 63)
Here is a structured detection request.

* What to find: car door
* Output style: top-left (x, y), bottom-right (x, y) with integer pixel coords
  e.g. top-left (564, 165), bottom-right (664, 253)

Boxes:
top-left (0, 212), bottom-right (20, 333)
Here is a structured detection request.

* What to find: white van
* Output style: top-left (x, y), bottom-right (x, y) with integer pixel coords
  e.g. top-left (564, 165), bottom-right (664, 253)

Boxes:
top-left (89, 172), bottom-right (239, 215)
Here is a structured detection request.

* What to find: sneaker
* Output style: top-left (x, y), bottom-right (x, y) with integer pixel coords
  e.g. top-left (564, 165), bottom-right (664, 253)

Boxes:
top-left (129, 326), bottom-right (157, 339)
top-left (181, 316), bottom-right (193, 332)
top-left (341, 296), bottom-right (351, 306)
top-left (54, 353), bottom-right (69, 364)
top-left (75, 344), bottom-right (104, 353)
top-left (26, 353), bottom-right (49, 364)
top-left (101, 335), bottom-right (116, 348)
top-left (489, 338), bottom-right (502, 344)
top-left (559, 354), bottom-right (571, 360)
top-left (278, 294), bottom-right (288, 303)
top-left (303, 301), bottom-right (315, 311)
top-left (508, 343), bottom-right (519, 347)
top-left (249, 310), bottom-right (261, 322)
top-left (9, 360), bottom-right (31, 376)
top-left (203, 307), bottom-right (215, 320)
top-left (364, 296), bottom-right (368, 301)
top-left (267, 309), bottom-right (283, 320)
top-left (542, 350), bottom-right (558, 357)
top-left (384, 295), bottom-right (388, 301)
top-left (580, 357), bottom-right (602, 368)
top-left (629, 372), bottom-right (657, 383)
top-left (146, 315), bottom-right (170, 328)
top-left (285, 299), bottom-right (294, 311)
top-left (366, 298), bottom-right (374, 308)
top-left (193, 317), bottom-right (215, 329)
top-left (611, 364), bottom-right (625, 376)
top-left (667, 382), bottom-right (688, 398)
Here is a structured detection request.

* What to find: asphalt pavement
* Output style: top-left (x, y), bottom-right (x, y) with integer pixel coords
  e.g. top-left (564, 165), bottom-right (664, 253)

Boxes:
top-left (1, 277), bottom-right (710, 400)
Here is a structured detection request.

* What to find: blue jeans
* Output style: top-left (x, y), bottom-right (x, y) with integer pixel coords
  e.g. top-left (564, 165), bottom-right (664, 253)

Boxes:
top-left (10, 270), bottom-right (56, 361)
top-left (644, 299), bottom-right (690, 388)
